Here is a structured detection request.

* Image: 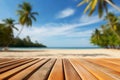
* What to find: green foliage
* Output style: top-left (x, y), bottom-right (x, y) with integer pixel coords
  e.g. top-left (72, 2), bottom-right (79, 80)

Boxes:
top-left (91, 13), bottom-right (120, 49)
top-left (0, 26), bottom-right (46, 47)
top-left (17, 2), bottom-right (38, 26)
top-left (2, 18), bottom-right (18, 31)
top-left (0, 2), bottom-right (43, 50)
top-left (9, 36), bottom-right (46, 47)
top-left (78, 0), bottom-right (118, 18)
top-left (0, 24), bottom-right (14, 47)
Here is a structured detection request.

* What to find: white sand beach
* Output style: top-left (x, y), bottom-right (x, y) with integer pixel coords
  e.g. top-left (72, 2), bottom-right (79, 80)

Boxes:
top-left (0, 49), bottom-right (120, 58)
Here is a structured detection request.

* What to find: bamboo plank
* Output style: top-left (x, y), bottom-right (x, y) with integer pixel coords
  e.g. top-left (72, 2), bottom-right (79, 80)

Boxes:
top-left (48, 59), bottom-right (64, 80)
top-left (0, 59), bottom-right (14, 63)
top-left (63, 59), bottom-right (82, 80)
top-left (0, 59), bottom-right (18, 66)
top-left (0, 58), bottom-right (30, 69)
top-left (0, 58), bottom-right (36, 73)
top-left (0, 59), bottom-right (41, 80)
top-left (29, 59), bottom-right (56, 80)
top-left (102, 59), bottom-right (120, 66)
top-left (77, 59), bottom-right (120, 80)
top-left (0, 58), bottom-right (119, 80)
top-left (69, 59), bottom-right (98, 80)
top-left (8, 59), bottom-right (50, 80)
top-left (86, 59), bottom-right (120, 74)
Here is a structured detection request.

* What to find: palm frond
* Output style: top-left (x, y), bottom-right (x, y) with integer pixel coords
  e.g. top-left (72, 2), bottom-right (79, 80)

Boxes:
top-left (31, 12), bottom-right (39, 15)
top-left (77, 0), bottom-right (86, 7)
top-left (98, 0), bottom-right (103, 18)
top-left (84, 1), bottom-right (92, 13)
top-left (30, 14), bottom-right (37, 21)
top-left (77, 0), bottom-right (90, 7)
top-left (89, 0), bottom-right (97, 16)
top-left (17, 10), bottom-right (24, 15)
top-left (12, 26), bottom-right (19, 31)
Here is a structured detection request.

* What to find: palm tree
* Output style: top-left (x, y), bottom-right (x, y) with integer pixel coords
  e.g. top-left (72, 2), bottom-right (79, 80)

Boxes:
top-left (16, 2), bottom-right (38, 37)
top-left (2, 18), bottom-right (18, 31)
top-left (105, 13), bottom-right (119, 30)
top-left (2, 18), bottom-right (18, 50)
top-left (94, 29), bottom-right (101, 40)
top-left (78, 0), bottom-right (120, 40)
top-left (91, 29), bottom-right (101, 45)
top-left (77, 0), bottom-right (120, 18)
top-left (91, 23), bottom-right (120, 49)
top-left (105, 13), bottom-right (120, 39)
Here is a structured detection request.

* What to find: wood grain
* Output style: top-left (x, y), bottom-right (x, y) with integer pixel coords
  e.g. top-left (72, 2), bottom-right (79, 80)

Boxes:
top-left (0, 58), bottom-right (119, 80)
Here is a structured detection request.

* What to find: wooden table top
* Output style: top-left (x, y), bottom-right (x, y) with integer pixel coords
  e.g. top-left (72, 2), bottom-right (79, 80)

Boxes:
top-left (0, 58), bottom-right (120, 80)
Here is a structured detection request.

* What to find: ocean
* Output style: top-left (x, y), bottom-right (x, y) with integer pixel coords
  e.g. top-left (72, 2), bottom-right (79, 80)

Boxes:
top-left (5, 47), bottom-right (101, 51)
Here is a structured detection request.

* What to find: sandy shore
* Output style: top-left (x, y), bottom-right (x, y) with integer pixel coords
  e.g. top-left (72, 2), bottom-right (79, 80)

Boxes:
top-left (0, 49), bottom-right (120, 58)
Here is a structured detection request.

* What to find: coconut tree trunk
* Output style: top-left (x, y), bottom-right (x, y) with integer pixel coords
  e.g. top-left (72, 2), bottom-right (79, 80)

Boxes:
top-left (2, 39), bottom-right (10, 51)
top-left (3, 47), bottom-right (9, 51)
top-left (105, 0), bottom-right (120, 11)
top-left (3, 27), bottom-right (13, 51)
top-left (15, 26), bottom-right (24, 38)
top-left (5, 40), bottom-right (12, 51)
top-left (3, 25), bottom-right (24, 51)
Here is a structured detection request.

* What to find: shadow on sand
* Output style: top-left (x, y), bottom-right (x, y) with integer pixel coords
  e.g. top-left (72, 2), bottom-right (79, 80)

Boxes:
top-left (0, 50), bottom-right (46, 52)
top-left (37, 53), bottom-right (110, 57)
top-left (61, 53), bottom-right (110, 57)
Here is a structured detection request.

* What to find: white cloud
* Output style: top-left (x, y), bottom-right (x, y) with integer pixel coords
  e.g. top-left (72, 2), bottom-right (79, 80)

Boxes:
top-left (0, 20), bottom-right (3, 23)
top-left (80, 14), bottom-right (102, 24)
top-left (14, 7), bottom-right (120, 47)
top-left (78, 7), bottom-right (119, 24)
top-left (13, 24), bottom-right (93, 47)
top-left (13, 15), bottom-right (99, 42)
top-left (56, 8), bottom-right (75, 19)
top-left (109, 7), bottom-right (120, 14)
top-left (65, 30), bottom-right (93, 37)
top-left (13, 14), bottom-right (102, 47)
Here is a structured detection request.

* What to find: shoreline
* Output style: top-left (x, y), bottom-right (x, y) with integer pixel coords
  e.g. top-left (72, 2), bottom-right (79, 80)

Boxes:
top-left (0, 49), bottom-right (120, 58)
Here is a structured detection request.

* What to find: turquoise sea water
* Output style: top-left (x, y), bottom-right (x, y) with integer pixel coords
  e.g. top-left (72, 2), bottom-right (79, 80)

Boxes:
top-left (4, 47), bottom-right (101, 51)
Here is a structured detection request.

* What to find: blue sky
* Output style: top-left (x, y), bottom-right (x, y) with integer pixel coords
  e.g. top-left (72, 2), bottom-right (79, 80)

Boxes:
top-left (0, 0), bottom-right (120, 47)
